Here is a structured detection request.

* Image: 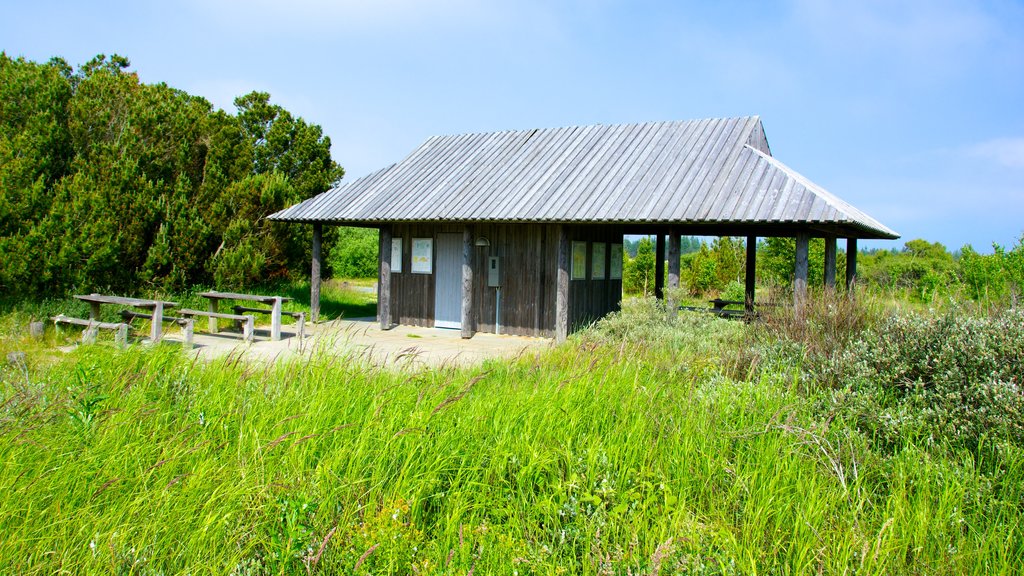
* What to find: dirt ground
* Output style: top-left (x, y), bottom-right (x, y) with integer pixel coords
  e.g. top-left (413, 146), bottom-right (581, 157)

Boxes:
top-left (180, 317), bottom-right (552, 369)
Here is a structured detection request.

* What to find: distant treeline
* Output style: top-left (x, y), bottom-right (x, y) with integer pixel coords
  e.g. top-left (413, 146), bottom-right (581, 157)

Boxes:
top-left (0, 53), bottom-right (344, 297)
top-left (623, 235), bottom-right (1024, 306)
top-left (623, 236), bottom-right (701, 258)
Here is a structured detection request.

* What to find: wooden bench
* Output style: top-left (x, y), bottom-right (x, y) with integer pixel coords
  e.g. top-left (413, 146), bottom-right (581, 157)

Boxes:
top-left (679, 299), bottom-right (749, 320)
top-left (52, 315), bottom-right (129, 348)
top-left (178, 309), bottom-right (255, 343)
top-left (120, 311), bottom-right (195, 348)
top-left (231, 306), bottom-right (306, 340)
top-left (74, 294), bottom-right (178, 342)
top-left (681, 298), bottom-right (780, 321)
top-left (200, 291), bottom-right (293, 341)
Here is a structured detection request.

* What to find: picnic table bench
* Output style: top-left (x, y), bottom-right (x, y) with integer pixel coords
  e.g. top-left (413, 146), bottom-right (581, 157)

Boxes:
top-left (177, 308), bottom-right (255, 343)
top-left (52, 314), bottom-right (129, 348)
top-left (119, 310), bottom-right (195, 348)
top-left (198, 291), bottom-right (294, 341)
top-left (709, 298), bottom-right (746, 317)
top-left (74, 294), bottom-right (178, 342)
top-left (231, 306), bottom-right (305, 340)
top-left (680, 298), bottom-right (781, 319)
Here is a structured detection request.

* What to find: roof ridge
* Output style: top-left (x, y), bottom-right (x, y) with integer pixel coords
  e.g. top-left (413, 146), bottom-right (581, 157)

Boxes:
top-left (425, 116), bottom-right (762, 141)
top-left (742, 145), bottom-right (898, 237)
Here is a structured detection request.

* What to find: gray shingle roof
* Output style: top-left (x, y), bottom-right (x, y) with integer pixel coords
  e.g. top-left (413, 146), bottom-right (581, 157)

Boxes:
top-left (270, 116), bottom-right (899, 239)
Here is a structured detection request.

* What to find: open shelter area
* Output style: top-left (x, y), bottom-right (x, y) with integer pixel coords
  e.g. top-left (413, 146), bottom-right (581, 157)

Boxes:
top-left (271, 116), bottom-right (899, 342)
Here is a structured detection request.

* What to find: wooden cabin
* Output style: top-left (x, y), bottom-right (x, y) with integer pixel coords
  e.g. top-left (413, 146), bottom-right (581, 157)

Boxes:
top-left (269, 116), bottom-right (899, 341)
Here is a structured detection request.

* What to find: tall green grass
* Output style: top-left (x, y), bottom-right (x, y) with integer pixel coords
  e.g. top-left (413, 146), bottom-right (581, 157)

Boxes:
top-left (0, 304), bottom-right (1021, 574)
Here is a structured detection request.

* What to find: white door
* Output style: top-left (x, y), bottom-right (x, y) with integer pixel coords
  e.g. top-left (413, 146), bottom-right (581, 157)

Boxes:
top-left (434, 233), bottom-right (462, 329)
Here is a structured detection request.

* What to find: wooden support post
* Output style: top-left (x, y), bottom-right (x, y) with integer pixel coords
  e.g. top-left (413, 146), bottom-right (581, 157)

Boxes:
top-left (555, 225), bottom-right (569, 342)
top-left (270, 297), bottom-right (283, 341)
top-left (115, 323), bottom-right (128, 349)
top-left (243, 316), bottom-right (255, 343)
top-left (461, 226), bottom-right (474, 339)
top-left (150, 302), bottom-right (163, 342)
top-left (379, 225), bottom-right (392, 330)
top-left (745, 235), bottom-right (757, 315)
top-left (667, 229), bottom-right (680, 317)
top-left (311, 222), bottom-right (322, 324)
top-left (88, 296), bottom-right (101, 321)
top-left (181, 319), bottom-right (194, 349)
top-left (83, 322), bottom-right (98, 345)
top-left (824, 235), bottom-right (837, 292)
top-left (846, 238), bottom-right (858, 296)
top-left (794, 233), bottom-right (810, 319)
top-left (655, 234), bottom-right (665, 299)
top-left (207, 298), bottom-right (218, 334)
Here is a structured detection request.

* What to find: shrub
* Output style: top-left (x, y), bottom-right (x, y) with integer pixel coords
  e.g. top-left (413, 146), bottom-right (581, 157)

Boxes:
top-left (683, 243), bottom-right (717, 295)
top-left (720, 280), bottom-right (745, 303)
top-left (327, 227), bottom-right (378, 278)
top-left (623, 238), bottom-right (656, 295)
top-left (834, 308), bottom-right (1024, 456)
top-left (754, 290), bottom-right (883, 380)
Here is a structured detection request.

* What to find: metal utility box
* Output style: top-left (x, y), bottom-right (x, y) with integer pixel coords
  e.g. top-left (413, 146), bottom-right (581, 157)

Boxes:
top-left (487, 256), bottom-right (501, 287)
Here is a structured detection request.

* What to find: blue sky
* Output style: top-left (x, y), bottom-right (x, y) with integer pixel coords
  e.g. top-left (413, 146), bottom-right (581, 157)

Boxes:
top-left (3, 0), bottom-right (1022, 251)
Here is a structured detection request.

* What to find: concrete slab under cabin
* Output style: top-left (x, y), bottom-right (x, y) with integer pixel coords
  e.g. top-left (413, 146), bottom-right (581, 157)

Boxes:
top-left (183, 318), bottom-right (550, 369)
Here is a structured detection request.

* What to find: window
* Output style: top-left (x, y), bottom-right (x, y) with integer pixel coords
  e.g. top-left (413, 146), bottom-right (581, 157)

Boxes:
top-left (571, 241), bottom-right (587, 280)
top-left (391, 237), bottom-right (403, 273)
top-left (411, 238), bottom-right (433, 274)
top-left (592, 243), bottom-right (606, 279)
top-left (610, 243), bottom-right (623, 279)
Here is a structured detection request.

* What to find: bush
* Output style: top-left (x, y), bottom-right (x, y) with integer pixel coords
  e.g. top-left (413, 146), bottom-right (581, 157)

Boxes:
top-left (834, 309), bottom-right (1024, 456)
top-left (682, 243), bottom-right (717, 295)
top-left (623, 237), bottom-right (656, 295)
top-left (327, 227), bottom-right (378, 278)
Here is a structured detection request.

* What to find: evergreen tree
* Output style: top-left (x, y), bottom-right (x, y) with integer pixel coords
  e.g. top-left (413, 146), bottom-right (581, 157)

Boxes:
top-left (624, 237), bottom-right (656, 295)
top-left (0, 53), bottom-right (344, 296)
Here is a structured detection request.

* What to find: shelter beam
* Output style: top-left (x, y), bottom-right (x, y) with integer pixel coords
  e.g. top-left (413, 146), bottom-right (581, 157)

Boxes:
top-left (311, 223), bottom-right (322, 323)
top-left (746, 235), bottom-right (757, 315)
top-left (461, 225), bottom-right (474, 339)
top-left (667, 229), bottom-right (680, 316)
top-left (846, 238), bottom-right (858, 295)
top-left (655, 234), bottom-right (665, 299)
top-left (555, 225), bottom-right (569, 342)
top-left (379, 225), bottom-right (392, 330)
top-left (824, 235), bottom-right (837, 292)
top-left (794, 233), bottom-right (809, 318)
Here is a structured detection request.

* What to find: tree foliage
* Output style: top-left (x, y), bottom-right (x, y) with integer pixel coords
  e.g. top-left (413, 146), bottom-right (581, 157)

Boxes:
top-left (328, 227), bottom-right (379, 279)
top-left (623, 237), bottom-right (656, 295)
top-left (0, 53), bottom-right (344, 296)
top-left (858, 239), bottom-right (956, 302)
top-left (682, 237), bottom-right (745, 296)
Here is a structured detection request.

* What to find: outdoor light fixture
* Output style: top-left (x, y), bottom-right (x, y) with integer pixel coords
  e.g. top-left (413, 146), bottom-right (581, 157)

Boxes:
top-left (474, 236), bottom-right (490, 247)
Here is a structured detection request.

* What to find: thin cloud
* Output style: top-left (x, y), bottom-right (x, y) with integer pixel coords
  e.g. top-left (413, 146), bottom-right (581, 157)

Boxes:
top-left (193, 0), bottom-right (510, 36)
top-left (788, 0), bottom-right (998, 80)
top-left (968, 138), bottom-right (1024, 169)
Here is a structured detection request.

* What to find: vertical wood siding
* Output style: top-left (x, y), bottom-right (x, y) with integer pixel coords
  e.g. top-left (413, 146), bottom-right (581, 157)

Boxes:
top-left (567, 225), bottom-right (624, 330)
top-left (386, 222), bottom-right (622, 337)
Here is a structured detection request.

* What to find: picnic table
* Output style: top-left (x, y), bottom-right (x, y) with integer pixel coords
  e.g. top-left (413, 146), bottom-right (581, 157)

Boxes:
top-left (199, 291), bottom-right (293, 341)
top-left (708, 298), bottom-right (745, 312)
top-left (74, 294), bottom-right (178, 342)
top-left (704, 298), bottom-right (744, 318)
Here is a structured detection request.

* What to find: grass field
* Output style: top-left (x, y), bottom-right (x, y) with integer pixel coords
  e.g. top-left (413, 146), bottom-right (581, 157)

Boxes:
top-left (0, 297), bottom-right (1022, 574)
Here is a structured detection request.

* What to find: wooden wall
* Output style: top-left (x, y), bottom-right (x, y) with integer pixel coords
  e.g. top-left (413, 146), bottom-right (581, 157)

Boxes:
top-left (388, 223), bottom-right (451, 327)
top-left (566, 225), bottom-right (624, 331)
top-left (385, 222), bottom-right (623, 338)
top-left (470, 223), bottom-right (559, 337)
